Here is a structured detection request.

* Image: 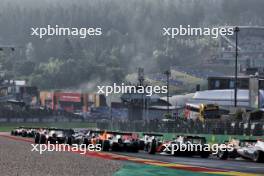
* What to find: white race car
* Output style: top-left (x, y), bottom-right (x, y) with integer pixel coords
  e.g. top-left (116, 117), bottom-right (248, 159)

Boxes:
top-left (237, 140), bottom-right (264, 163)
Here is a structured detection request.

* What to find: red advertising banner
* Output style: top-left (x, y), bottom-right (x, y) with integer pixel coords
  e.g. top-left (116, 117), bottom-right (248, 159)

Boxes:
top-left (57, 93), bottom-right (81, 102)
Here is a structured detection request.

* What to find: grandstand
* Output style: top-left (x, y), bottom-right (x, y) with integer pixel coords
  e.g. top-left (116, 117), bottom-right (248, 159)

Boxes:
top-left (216, 26), bottom-right (264, 69)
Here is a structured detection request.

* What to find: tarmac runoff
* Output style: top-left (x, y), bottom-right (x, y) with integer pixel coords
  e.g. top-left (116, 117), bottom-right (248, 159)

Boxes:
top-left (0, 133), bottom-right (263, 176)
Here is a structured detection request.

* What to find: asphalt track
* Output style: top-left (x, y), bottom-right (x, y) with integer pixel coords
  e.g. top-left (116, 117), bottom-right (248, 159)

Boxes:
top-left (113, 151), bottom-right (264, 174)
top-left (1, 133), bottom-right (263, 175)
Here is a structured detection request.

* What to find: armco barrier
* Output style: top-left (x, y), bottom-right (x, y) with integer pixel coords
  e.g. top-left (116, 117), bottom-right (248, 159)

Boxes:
top-left (98, 120), bottom-right (264, 136)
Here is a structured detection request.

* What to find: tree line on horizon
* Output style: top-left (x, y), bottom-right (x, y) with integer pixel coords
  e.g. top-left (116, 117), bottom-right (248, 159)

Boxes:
top-left (0, 0), bottom-right (263, 90)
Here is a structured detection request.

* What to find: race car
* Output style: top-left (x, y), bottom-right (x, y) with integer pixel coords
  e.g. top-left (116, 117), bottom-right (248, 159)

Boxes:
top-left (68, 129), bottom-right (103, 146)
top-left (34, 128), bottom-right (48, 144)
top-left (22, 127), bottom-right (40, 137)
top-left (11, 127), bottom-right (24, 136)
top-left (11, 127), bottom-right (38, 137)
top-left (237, 139), bottom-right (264, 162)
top-left (35, 128), bottom-right (74, 144)
top-left (217, 139), bottom-right (261, 161)
top-left (106, 131), bottom-right (139, 152)
top-left (139, 133), bottom-right (164, 154)
top-left (70, 129), bottom-right (90, 145)
top-left (80, 130), bottom-right (139, 152)
top-left (158, 136), bottom-right (211, 158)
top-left (81, 130), bottom-right (108, 149)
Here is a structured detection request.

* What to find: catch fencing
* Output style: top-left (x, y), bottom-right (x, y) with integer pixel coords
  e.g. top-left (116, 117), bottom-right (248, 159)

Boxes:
top-left (97, 119), bottom-right (264, 136)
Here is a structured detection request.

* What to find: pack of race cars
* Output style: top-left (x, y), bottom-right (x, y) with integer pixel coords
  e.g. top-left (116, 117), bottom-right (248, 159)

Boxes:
top-left (10, 127), bottom-right (264, 163)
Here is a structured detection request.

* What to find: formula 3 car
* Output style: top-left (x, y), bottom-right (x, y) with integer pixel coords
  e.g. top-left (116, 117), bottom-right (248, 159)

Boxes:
top-left (107, 131), bottom-right (139, 152)
top-left (83, 131), bottom-right (140, 152)
top-left (34, 128), bottom-right (74, 144)
top-left (236, 139), bottom-right (264, 162)
top-left (217, 139), bottom-right (263, 162)
top-left (158, 136), bottom-right (210, 158)
top-left (11, 127), bottom-right (24, 136)
top-left (11, 127), bottom-right (39, 137)
top-left (139, 133), bottom-right (164, 154)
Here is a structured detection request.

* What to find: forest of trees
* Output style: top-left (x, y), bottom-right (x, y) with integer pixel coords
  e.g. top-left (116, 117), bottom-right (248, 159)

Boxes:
top-left (0, 0), bottom-right (264, 90)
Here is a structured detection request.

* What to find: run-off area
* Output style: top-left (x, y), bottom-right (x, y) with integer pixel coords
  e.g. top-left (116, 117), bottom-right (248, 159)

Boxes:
top-left (0, 135), bottom-right (121, 176)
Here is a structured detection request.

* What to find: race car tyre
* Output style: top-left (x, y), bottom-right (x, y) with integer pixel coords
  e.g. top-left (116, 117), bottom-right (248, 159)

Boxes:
top-left (65, 136), bottom-right (73, 145)
top-left (28, 132), bottom-right (34, 138)
top-left (111, 142), bottom-right (120, 151)
top-left (83, 138), bottom-right (90, 147)
top-left (48, 138), bottom-right (56, 144)
top-left (139, 140), bottom-right (145, 150)
top-left (35, 133), bottom-right (40, 144)
top-left (148, 141), bottom-right (156, 154)
top-left (131, 142), bottom-right (139, 153)
top-left (22, 131), bottom-right (27, 137)
top-left (102, 140), bottom-right (110, 151)
top-left (218, 150), bottom-right (228, 160)
top-left (200, 151), bottom-right (210, 158)
top-left (253, 151), bottom-right (264, 163)
top-left (40, 135), bottom-right (46, 144)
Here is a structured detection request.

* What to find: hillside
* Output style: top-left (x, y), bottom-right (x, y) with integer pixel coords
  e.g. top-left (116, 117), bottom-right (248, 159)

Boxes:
top-left (0, 0), bottom-right (264, 91)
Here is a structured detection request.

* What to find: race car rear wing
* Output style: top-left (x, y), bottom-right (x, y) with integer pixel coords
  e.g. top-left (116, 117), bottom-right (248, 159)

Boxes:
top-left (142, 133), bottom-right (163, 137)
top-left (106, 131), bottom-right (134, 136)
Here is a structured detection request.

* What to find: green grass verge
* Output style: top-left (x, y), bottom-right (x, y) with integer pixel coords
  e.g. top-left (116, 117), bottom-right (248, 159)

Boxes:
top-left (114, 163), bottom-right (221, 176)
